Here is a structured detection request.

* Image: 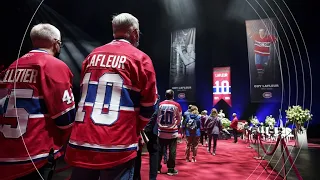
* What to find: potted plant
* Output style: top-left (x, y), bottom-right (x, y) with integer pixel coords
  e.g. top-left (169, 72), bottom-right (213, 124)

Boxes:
top-left (285, 105), bottom-right (312, 149)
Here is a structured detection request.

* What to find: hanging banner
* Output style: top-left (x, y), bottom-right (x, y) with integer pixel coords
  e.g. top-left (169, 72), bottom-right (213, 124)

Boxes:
top-left (213, 67), bottom-right (231, 107)
top-left (245, 18), bottom-right (281, 102)
top-left (170, 28), bottom-right (196, 102)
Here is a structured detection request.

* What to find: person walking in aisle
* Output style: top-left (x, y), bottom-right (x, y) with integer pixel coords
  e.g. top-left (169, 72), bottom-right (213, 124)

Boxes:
top-left (205, 108), bottom-right (222, 155)
top-left (137, 95), bottom-right (161, 180)
top-left (157, 90), bottom-right (182, 176)
top-left (185, 106), bottom-right (201, 162)
top-left (200, 110), bottom-right (208, 146)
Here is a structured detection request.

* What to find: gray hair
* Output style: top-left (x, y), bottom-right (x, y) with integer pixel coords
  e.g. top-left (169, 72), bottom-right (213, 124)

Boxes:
top-left (112, 13), bottom-right (139, 38)
top-left (30, 23), bottom-right (60, 48)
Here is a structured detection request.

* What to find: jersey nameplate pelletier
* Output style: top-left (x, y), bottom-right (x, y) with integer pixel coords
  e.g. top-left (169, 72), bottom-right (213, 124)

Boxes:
top-left (0, 68), bottom-right (38, 83)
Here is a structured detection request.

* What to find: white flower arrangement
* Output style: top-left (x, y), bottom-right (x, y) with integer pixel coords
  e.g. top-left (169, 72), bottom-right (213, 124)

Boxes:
top-left (285, 105), bottom-right (312, 125)
top-left (218, 110), bottom-right (225, 118)
top-left (221, 118), bottom-right (231, 128)
top-left (250, 116), bottom-right (259, 126)
top-left (265, 115), bottom-right (276, 126)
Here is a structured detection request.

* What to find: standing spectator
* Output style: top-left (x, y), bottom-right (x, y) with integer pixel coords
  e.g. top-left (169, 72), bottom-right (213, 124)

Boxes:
top-left (142, 95), bottom-right (161, 180)
top-left (157, 90), bottom-right (182, 176)
top-left (182, 105), bottom-right (192, 138)
top-left (230, 113), bottom-right (239, 143)
top-left (65, 13), bottom-right (158, 180)
top-left (0, 23), bottom-right (75, 180)
top-left (185, 106), bottom-right (201, 162)
top-left (200, 110), bottom-right (208, 146)
top-left (205, 108), bottom-right (222, 155)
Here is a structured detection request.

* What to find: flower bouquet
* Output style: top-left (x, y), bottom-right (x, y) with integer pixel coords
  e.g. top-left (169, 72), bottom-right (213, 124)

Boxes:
top-left (285, 105), bottom-right (312, 149)
top-left (265, 115), bottom-right (276, 126)
top-left (285, 105), bottom-right (312, 126)
top-left (250, 116), bottom-right (259, 126)
top-left (221, 118), bottom-right (231, 129)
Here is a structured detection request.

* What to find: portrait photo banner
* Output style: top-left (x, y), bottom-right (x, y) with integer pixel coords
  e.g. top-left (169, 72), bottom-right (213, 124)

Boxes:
top-left (213, 67), bottom-right (231, 107)
top-left (170, 28), bottom-right (196, 102)
top-left (245, 18), bottom-right (282, 103)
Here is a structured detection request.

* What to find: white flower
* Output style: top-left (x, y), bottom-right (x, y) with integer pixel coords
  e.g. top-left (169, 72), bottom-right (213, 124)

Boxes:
top-left (285, 105), bottom-right (312, 124)
top-left (250, 116), bottom-right (259, 125)
top-left (265, 115), bottom-right (276, 126)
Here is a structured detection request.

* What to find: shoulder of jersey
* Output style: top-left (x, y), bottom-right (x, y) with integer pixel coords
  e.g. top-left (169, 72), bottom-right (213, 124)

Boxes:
top-left (94, 42), bottom-right (150, 61)
top-left (44, 55), bottom-right (70, 69)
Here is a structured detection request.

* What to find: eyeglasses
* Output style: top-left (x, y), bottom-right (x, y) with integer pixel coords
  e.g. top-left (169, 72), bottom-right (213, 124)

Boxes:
top-left (54, 38), bottom-right (64, 48)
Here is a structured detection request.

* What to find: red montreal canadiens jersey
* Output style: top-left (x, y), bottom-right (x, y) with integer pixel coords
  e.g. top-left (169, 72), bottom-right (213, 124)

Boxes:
top-left (157, 100), bottom-right (182, 139)
top-left (0, 50), bottom-right (75, 180)
top-left (65, 39), bottom-right (158, 169)
top-left (252, 34), bottom-right (276, 56)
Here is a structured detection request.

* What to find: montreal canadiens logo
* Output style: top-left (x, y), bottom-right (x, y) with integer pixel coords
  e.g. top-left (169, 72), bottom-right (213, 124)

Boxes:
top-left (263, 92), bottom-right (272, 98)
top-left (178, 93), bottom-right (185, 99)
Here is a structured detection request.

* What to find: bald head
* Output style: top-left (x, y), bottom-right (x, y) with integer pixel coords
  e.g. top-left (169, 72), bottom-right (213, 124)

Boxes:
top-left (165, 89), bottom-right (174, 100)
top-left (30, 23), bottom-right (60, 49)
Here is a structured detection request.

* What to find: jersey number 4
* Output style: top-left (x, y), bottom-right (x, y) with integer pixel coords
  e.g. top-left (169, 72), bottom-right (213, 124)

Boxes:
top-left (75, 72), bottom-right (123, 125)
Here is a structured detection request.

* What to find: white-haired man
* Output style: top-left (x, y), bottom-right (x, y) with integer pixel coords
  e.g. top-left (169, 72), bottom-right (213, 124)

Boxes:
top-left (65, 13), bottom-right (158, 180)
top-left (0, 23), bottom-right (75, 180)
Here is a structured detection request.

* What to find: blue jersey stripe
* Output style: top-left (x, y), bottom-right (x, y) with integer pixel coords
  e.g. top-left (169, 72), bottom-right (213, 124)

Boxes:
top-left (85, 84), bottom-right (140, 108)
top-left (1, 98), bottom-right (47, 115)
top-left (122, 88), bottom-right (140, 108)
top-left (55, 108), bottom-right (76, 127)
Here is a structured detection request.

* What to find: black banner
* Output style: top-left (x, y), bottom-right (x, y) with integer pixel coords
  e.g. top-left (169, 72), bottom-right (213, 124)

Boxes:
top-left (245, 18), bottom-right (282, 102)
top-left (170, 28), bottom-right (196, 102)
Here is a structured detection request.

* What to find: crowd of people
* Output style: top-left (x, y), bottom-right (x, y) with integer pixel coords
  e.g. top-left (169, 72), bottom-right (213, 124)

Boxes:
top-left (0, 12), bottom-right (241, 180)
top-left (133, 101), bottom-right (241, 179)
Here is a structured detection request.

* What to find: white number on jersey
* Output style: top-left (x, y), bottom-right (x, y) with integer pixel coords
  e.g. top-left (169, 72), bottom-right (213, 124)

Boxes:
top-left (62, 89), bottom-right (74, 104)
top-left (75, 73), bottom-right (123, 125)
top-left (0, 89), bottom-right (32, 138)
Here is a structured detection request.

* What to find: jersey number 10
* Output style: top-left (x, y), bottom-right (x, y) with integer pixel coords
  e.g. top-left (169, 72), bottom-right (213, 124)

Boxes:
top-left (160, 110), bottom-right (174, 125)
top-left (75, 72), bottom-right (123, 125)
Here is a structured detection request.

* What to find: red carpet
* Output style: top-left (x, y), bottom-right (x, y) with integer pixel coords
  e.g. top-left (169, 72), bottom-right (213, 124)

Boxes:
top-left (141, 139), bottom-right (282, 180)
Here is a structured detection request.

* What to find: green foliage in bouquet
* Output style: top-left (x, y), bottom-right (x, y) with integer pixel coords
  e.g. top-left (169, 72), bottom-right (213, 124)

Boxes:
top-left (265, 115), bottom-right (276, 126)
top-left (221, 118), bottom-right (231, 128)
top-left (285, 105), bottom-right (312, 125)
top-left (249, 116), bottom-right (259, 126)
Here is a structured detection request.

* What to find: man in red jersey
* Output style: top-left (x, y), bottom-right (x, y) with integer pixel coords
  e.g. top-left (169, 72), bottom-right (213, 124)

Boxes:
top-left (0, 23), bottom-right (75, 180)
top-left (247, 27), bottom-right (277, 80)
top-left (65, 13), bottom-right (158, 180)
top-left (157, 89), bottom-right (182, 176)
top-left (230, 113), bottom-right (239, 143)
